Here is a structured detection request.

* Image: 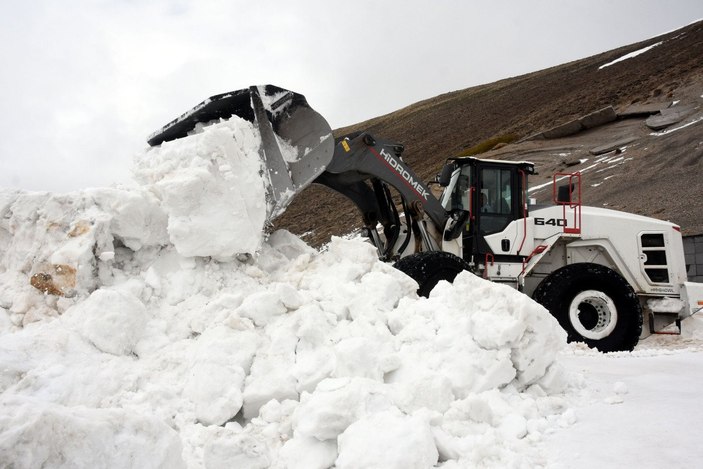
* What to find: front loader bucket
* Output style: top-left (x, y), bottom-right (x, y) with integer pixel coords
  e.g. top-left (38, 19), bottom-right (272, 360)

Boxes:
top-left (147, 85), bottom-right (334, 219)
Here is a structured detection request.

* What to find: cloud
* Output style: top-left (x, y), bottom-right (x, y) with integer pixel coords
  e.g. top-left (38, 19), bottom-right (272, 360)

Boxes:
top-left (0, 0), bottom-right (702, 191)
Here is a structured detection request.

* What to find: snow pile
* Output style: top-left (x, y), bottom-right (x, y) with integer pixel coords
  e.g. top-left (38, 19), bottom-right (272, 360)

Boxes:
top-left (0, 187), bottom-right (169, 326)
top-left (0, 115), bottom-right (572, 468)
top-left (0, 117), bottom-right (271, 327)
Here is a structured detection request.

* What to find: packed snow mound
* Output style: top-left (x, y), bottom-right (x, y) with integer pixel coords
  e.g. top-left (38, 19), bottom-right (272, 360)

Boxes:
top-left (0, 229), bottom-right (570, 467)
top-left (0, 187), bottom-right (170, 326)
top-left (0, 114), bottom-right (572, 468)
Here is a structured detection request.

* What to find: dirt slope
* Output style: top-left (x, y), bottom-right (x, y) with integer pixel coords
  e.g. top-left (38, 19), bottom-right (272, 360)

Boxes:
top-left (275, 20), bottom-right (703, 245)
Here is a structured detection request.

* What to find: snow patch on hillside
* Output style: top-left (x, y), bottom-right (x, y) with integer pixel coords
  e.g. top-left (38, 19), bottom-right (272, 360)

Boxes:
top-left (598, 42), bottom-right (663, 69)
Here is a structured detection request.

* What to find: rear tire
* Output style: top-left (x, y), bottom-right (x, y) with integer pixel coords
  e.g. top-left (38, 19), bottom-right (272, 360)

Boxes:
top-left (393, 251), bottom-right (471, 297)
top-left (533, 263), bottom-right (642, 352)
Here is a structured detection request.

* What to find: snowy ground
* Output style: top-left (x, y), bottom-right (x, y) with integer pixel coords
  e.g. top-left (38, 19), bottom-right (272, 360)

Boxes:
top-left (545, 322), bottom-right (703, 469)
top-left (1, 112), bottom-right (701, 468)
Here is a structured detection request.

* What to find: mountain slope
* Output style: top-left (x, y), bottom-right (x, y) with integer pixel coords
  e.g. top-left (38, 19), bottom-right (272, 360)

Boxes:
top-left (275, 20), bottom-right (703, 245)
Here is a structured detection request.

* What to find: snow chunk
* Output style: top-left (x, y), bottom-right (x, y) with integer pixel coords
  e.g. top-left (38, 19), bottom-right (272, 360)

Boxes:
top-left (236, 290), bottom-right (288, 327)
top-left (292, 377), bottom-right (392, 441)
top-left (277, 437), bottom-right (337, 469)
top-left (613, 381), bottom-right (628, 395)
top-left (336, 408), bottom-right (438, 469)
top-left (388, 272), bottom-right (566, 396)
top-left (88, 187), bottom-right (169, 251)
top-left (134, 116), bottom-right (268, 257)
top-left (64, 288), bottom-right (147, 356)
top-left (0, 397), bottom-right (184, 469)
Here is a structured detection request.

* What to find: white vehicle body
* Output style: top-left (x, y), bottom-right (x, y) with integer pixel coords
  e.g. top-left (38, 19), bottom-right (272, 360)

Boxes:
top-left (395, 158), bottom-right (703, 349)
top-left (481, 204), bottom-right (703, 332)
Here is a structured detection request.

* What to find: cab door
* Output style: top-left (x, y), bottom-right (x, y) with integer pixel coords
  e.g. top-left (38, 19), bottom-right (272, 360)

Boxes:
top-left (473, 163), bottom-right (525, 261)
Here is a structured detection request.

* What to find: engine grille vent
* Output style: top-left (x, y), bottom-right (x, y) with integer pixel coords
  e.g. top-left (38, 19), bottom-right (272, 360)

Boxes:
top-left (640, 233), bottom-right (670, 284)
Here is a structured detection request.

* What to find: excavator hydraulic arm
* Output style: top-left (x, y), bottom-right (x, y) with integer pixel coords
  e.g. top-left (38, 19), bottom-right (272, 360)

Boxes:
top-left (319, 132), bottom-right (448, 229)
top-left (147, 85), bottom-right (453, 255)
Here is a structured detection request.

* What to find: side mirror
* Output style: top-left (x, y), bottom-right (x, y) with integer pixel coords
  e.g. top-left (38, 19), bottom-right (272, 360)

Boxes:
top-left (443, 209), bottom-right (470, 241)
top-left (552, 172), bottom-right (581, 209)
top-left (556, 183), bottom-right (575, 204)
top-left (438, 164), bottom-right (454, 186)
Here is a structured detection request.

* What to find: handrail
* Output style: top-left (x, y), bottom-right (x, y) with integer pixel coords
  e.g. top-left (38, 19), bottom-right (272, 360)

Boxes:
top-left (553, 172), bottom-right (582, 234)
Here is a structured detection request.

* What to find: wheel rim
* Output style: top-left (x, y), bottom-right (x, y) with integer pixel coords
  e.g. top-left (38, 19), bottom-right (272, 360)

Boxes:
top-left (569, 290), bottom-right (618, 340)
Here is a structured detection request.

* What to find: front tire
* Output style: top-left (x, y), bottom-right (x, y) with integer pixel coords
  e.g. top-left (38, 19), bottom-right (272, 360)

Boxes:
top-left (393, 251), bottom-right (470, 297)
top-left (533, 263), bottom-right (642, 352)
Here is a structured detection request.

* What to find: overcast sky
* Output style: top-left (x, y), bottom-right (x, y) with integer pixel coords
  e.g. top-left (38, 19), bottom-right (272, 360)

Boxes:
top-left (1, 1), bottom-right (702, 192)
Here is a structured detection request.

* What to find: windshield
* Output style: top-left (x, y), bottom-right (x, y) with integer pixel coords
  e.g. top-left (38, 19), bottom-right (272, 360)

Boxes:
top-left (480, 168), bottom-right (512, 215)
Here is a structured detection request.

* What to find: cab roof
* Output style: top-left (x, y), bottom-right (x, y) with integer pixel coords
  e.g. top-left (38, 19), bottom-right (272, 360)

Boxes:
top-left (446, 156), bottom-right (536, 174)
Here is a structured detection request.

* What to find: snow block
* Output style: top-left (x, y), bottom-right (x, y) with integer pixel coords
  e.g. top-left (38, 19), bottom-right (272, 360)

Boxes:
top-left (0, 398), bottom-right (185, 469)
top-left (278, 437), bottom-right (337, 469)
top-left (183, 361), bottom-right (245, 426)
top-left (134, 117), bottom-right (269, 258)
top-left (66, 288), bottom-right (147, 356)
top-left (292, 377), bottom-right (392, 441)
top-left (336, 409), bottom-right (438, 469)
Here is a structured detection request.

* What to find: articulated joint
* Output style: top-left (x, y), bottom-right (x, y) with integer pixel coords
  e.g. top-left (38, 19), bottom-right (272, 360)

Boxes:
top-left (407, 201), bottom-right (434, 251)
top-left (409, 200), bottom-right (424, 217)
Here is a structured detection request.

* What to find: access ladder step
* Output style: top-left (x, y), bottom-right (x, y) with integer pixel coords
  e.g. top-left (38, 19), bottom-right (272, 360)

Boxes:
top-left (648, 312), bottom-right (682, 335)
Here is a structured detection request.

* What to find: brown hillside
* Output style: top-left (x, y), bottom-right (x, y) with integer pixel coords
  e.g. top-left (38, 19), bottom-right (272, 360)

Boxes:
top-left (275, 20), bottom-right (703, 245)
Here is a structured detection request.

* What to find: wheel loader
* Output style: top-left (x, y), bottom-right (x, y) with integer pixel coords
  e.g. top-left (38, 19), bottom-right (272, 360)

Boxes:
top-left (148, 85), bottom-right (703, 353)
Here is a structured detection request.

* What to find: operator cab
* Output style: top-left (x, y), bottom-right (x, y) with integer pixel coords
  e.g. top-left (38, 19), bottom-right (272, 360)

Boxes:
top-left (439, 157), bottom-right (535, 265)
